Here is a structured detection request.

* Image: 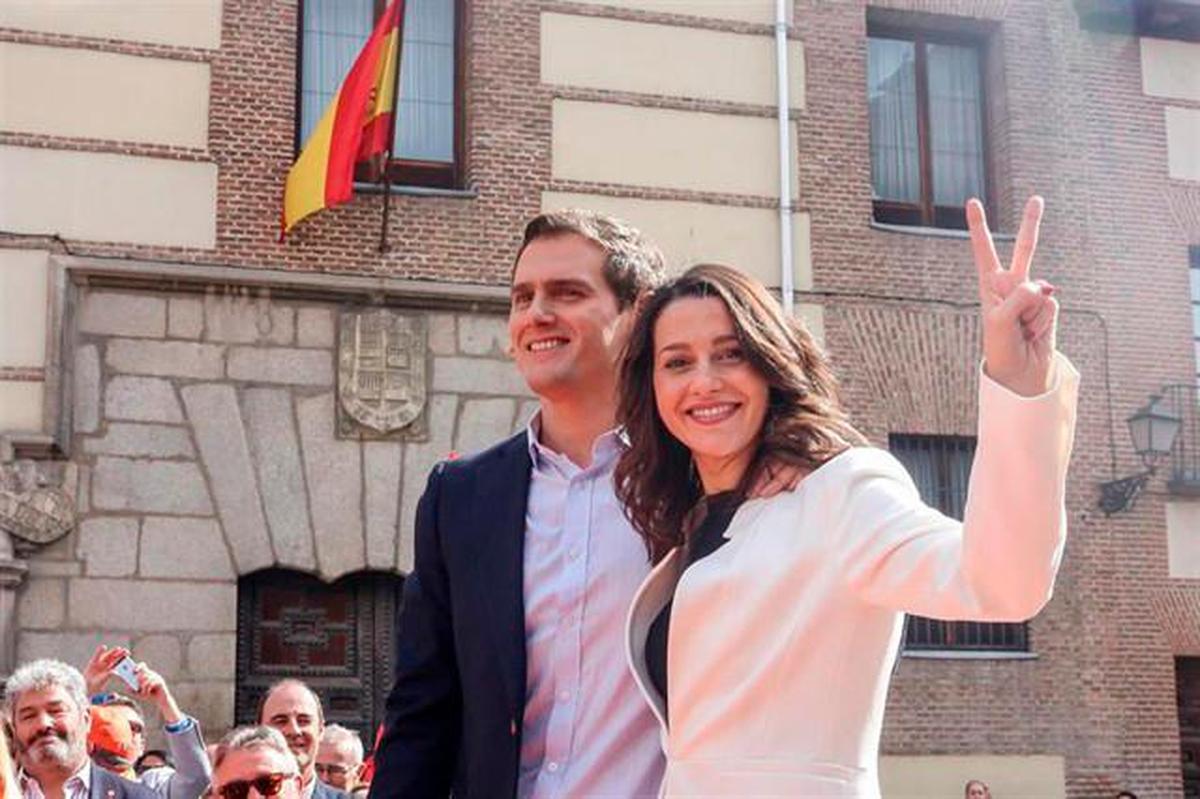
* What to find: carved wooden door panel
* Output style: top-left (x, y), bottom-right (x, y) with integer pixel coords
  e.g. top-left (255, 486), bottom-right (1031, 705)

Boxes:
top-left (235, 570), bottom-right (404, 742)
top-left (1178, 658), bottom-right (1200, 798)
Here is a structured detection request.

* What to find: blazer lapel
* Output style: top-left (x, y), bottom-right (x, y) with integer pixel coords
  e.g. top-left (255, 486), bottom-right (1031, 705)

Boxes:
top-left (626, 547), bottom-right (685, 735)
top-left (89, 765), bottom-right (118, 799)
top-left (468, 435), bottom-right (532, 720)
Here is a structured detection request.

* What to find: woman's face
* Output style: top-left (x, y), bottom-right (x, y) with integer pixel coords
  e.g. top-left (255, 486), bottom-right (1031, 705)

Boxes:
top-left (652, 296), bottom-right (770, 493)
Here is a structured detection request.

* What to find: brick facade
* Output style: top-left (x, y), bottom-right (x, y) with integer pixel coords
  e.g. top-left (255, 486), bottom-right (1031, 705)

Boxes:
top-left (4, 0), bottom-right (1199, 795)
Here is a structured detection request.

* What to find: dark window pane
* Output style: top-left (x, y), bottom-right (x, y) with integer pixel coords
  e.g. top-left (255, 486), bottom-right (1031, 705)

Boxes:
top-left (301, 0), bottom-right (373, 148)
top-left (301, 0), bottom-right (457, 176)
top-left (395, 0), bottom-right (455, 163)
top-left (889, 434), bottom-right (1028, 652)
top-left (927, 43), bottom-right (985, 207)
top-left (868, 38), bottom-right (920, 204)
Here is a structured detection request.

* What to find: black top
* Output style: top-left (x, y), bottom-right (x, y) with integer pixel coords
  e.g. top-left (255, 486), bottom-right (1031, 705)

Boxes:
top-left (645, 491), bottom-right (744, 718)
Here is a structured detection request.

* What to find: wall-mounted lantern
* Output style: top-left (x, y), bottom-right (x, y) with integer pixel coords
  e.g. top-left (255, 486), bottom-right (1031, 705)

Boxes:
top-left (1098, 395), bottom-right (1182, 515)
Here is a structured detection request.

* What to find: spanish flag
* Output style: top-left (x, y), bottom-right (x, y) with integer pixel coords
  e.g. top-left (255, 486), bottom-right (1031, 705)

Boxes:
top-left (282, 0), bottom-right (405, 237)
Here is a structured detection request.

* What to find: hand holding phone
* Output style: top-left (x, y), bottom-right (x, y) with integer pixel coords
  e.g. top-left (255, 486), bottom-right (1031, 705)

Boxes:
top-left (112, 656), bottom-right (140, 692)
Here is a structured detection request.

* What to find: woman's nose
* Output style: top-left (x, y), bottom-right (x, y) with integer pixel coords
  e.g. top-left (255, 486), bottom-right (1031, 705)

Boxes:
top-left (689, 362), bottom-right (723, 393)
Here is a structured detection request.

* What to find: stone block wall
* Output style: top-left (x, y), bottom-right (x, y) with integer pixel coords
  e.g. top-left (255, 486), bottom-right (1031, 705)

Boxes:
top-left (15, 285), bottom-right (531, 736)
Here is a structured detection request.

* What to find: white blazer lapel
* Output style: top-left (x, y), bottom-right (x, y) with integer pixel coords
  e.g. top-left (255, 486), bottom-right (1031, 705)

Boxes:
top-left (626, 546), bottom-right (685, 735)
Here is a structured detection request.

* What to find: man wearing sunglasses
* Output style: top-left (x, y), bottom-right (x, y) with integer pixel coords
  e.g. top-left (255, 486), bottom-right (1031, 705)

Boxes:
top-left (211, 728), bottom-right (301, 799)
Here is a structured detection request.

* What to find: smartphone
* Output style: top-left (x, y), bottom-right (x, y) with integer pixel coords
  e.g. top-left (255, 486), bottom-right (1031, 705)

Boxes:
top-left (112, 656), bottom-right (140, 691)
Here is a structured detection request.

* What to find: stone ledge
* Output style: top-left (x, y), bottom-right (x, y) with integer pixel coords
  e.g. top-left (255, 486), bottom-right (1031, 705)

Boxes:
top-left (57, 255), bottom-right (511, 314)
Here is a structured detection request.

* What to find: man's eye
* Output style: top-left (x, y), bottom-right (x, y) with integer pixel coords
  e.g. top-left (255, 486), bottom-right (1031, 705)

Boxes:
top-left (511, 294), bottom-right (530, 308)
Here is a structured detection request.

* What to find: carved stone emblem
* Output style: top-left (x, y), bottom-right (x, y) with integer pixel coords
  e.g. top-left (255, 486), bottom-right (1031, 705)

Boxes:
top-left (337, 309), bottom-right (427, 438)
top-left (0, 460), bottom-right (75, 548)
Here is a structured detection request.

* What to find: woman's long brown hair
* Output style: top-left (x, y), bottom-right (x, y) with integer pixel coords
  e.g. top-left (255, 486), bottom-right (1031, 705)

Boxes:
top-left (614, 264), bottom-right (867, 563)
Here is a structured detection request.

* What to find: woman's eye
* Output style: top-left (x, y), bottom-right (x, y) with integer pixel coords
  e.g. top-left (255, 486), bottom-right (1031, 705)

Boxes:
top-left (662, 357), bottom-right (689, 370)
top-left (716, 348), bottom-right (744, 362)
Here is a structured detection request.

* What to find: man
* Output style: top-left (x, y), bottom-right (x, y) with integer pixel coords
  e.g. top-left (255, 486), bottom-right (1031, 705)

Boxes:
top-left (87, 705), bottom-right (139, 778)
top-left (210, 728), bottom-right (301, 799)
top-left (83, 647), bottom-right (211, 799)
top-left (132, 754), bottom-right (171, 778)
top-left (4, 659), bottom-right (158, 799)
top-left (256, 681), bottom-right (345, 799)
top-left (313, 727), bottom-right (362, 794)
top-left (371, 211), bottom-right (670, 798)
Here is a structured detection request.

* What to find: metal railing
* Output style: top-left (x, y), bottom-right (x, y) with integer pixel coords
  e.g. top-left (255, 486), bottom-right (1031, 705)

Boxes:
top-left (1162, 384), bottom-right (1200, 496)
top-left (904, 616), bottom-right (1028, 652)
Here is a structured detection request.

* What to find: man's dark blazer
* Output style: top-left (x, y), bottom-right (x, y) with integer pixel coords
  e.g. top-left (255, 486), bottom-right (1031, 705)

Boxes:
top-left (89, 764), bottom-right (161, 799)
top-left (370, 432), bottom-right (532, 799)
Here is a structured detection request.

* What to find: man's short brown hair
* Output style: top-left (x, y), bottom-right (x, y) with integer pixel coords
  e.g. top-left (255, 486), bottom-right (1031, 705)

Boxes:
top-left (514, 209), bottom-right (666, 309)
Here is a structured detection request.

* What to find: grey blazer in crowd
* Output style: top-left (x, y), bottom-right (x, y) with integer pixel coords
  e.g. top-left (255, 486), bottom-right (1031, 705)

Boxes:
top-left (139, 719), bottom-right (212, 799)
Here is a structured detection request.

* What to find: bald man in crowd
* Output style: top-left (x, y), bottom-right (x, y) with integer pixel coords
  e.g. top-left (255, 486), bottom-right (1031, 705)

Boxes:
top-left (257, 681), bottom-right (346, 799)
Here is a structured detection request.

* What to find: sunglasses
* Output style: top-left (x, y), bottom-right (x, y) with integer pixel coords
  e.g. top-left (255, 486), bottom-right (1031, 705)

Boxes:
top-left (217, 773), bottom-right (293, 799)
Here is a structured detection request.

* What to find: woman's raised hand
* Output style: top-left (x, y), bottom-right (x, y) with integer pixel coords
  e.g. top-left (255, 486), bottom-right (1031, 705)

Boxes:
top-left (967, 196), bottom-right (1059, 397)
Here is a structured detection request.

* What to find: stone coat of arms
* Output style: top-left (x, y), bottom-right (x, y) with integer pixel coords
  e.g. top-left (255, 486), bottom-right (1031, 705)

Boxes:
top-left (337, 309), bottom-right (427, 438)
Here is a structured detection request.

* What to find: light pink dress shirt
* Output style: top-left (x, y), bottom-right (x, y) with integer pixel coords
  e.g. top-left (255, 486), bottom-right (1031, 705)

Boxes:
top-left (20, 761), bottom-right (91, 799)
top-left (517, 416), bottom-right (664, 798)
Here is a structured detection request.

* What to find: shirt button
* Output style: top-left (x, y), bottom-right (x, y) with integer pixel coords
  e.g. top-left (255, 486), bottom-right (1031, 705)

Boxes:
top-left (558, 690), bottom-right (571, 702)
top-left (567, 547), bottom-right (580, 561)
top-left (547, 762), bottom-right (559, 773)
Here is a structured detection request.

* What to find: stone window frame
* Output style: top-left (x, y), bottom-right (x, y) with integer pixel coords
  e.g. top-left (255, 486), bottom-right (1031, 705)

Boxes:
top-left (295, 0), bottom-right (469, 190)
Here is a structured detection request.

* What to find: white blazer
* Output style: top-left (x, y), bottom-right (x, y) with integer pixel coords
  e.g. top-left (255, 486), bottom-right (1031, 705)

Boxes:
top-left (626, 355), bottom-right (1079, 798)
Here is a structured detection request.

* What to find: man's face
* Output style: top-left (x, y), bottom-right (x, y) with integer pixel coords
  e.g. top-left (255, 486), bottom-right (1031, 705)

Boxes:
top-left (11, 685), bottom-right (90, 775)
top-left (509, 234), bottom-right (632, 403)
top-left (213, 747), bottom-right (301, 799)
top-left (259, 685), bottom-right (322, 779)
top-left (109, 705), bottom-right (147, 759)
top-left (314, 741), bottom-right (361, 791)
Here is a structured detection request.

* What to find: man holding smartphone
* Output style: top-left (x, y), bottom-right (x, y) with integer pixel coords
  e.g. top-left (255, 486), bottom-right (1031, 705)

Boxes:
top-left (82, 646), bottom-right (211, 799)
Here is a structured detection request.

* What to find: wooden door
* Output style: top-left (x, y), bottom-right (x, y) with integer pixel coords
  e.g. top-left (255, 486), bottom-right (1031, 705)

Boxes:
top-left (235, 569), bottom-right (404, 743)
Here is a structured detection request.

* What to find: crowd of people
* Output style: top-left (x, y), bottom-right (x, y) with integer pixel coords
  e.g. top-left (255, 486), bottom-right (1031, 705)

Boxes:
top-left (0, 651), bottom-right (374, 799)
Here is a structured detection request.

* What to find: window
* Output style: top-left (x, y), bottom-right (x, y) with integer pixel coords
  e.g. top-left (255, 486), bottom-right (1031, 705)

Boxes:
top-left (888, 434), bottom-right (1028, 652)
top-left (867, 27), bottom-right (988, 229)
top-left (1191, 247), bottom-right (1200, 383)
top-left (300, 0), bottom-right (462, 188)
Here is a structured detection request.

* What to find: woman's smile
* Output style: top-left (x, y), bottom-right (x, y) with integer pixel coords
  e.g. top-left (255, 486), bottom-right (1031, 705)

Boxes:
top-left (652, 296), bottom-right (769, 493)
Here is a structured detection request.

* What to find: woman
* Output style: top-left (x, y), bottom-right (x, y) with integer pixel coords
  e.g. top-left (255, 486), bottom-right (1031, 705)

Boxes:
top-left (614, 198), bottom-right (1077, 797)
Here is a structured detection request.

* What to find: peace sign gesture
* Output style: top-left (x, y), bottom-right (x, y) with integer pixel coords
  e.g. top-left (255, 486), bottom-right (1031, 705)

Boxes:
top-left (968, 195), bottom-right (1059, 397)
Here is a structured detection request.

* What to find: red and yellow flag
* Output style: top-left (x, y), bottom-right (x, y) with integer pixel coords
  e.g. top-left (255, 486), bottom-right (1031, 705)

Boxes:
top-left (282, 0), bottom-right (404, 236)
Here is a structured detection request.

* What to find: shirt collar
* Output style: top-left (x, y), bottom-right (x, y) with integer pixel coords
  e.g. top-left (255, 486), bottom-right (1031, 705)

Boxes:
top-left (524, 409), bottom-right (625, 474)
top-left (19, 760), bottom-right (92, 798)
